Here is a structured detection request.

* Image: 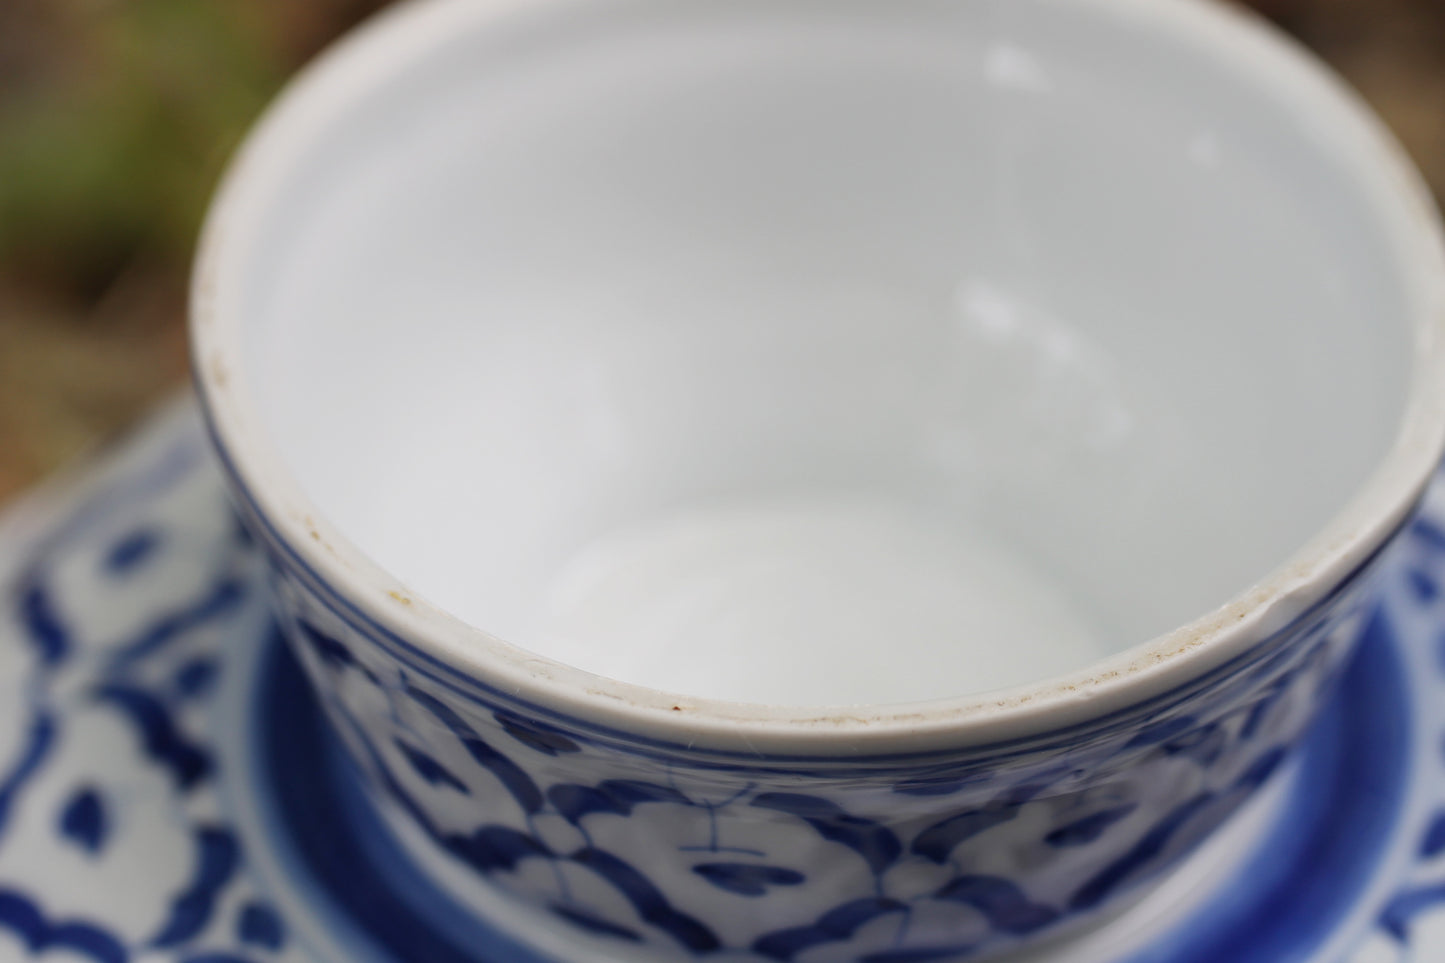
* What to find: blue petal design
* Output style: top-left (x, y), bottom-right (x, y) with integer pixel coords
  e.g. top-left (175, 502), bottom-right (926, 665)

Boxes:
top-left (104, 529), bottom-right (161, 574)
top-left (496, 711), bottom-right (581, 755)
top-left (551, 904), bottom-right (642, 942)
top-left (0, 713), bottom-right (56, 838)
top-left (19, 578), bottom-right (70, 666)
top-left (149, 826), bottom-right (241, 947)
top-left (934, 875), bottom-right (1059, 934)
top-left (447, 825), bottom-right (551, 873)
top-left (1381, 881), bottom-right (1445, 943)
top-left (237, 900), bottom-right (286, 950)
top-left (406, 687), bottom-right (542, 813)
top-left (692, 862), bottom-right (805, 896)
top-left (93, 683), bottom-right (211, 790)
top-left (0, 888), bottom-right (126, 963)
top-left (752, 897), bottom-right (906, 961)
top-left (58, 787), bottom-right (108, 854)
top-left (751, 793), bottom-right (901, 874)
top-left (1044, 804), bottom-right (1136, 847)
top-left (911, 807), bottom-right (1016, 864)
top-left (395, 739), bottom-right (469, 793)
top-left (549, 780), bottom-right (691, 824)
top-left (571, 847), bottom-right (719, 952)
top-left (173, 658), bottom-right (220, 700)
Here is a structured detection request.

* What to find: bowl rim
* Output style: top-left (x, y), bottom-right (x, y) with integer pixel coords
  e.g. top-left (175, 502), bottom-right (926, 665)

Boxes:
top-left (190, 0), bottom-right (1445, 755)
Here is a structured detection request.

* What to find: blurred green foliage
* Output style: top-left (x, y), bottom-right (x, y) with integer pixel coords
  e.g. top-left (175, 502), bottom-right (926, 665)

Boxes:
top-left (0, 0), bottom-right (285, 296)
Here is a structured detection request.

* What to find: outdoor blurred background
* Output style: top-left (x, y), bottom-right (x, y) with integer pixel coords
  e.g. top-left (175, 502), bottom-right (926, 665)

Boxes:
top-left (0, 0), bottom-right (1442, 503)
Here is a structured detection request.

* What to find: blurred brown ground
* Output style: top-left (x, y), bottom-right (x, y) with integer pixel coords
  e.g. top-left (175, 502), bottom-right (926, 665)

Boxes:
top-left (0, 0), bottom-right (1443, 503)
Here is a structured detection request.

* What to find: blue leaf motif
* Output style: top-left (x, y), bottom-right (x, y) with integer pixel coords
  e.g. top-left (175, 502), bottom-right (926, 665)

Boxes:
top-left (0, 888), bottom-right (126, 963)
top-left (446, 825), bottom-right (551, 873)
top-left (19, 578), bottom-right (70, 666)
top-left (911, 807), bottom-right (1016, 864)
top-left (406, 686), bottom-right (542, 813)
top-left (104, 529), bottom-right (161, 574)
top-left (92, 684), bottom-right (211, 790)
top-left (172, 657), bottom-right (220, 700)
top-left (1043, 803), bottom-right (1136, 847)
top-left (0, 713), bottom-right (57, 837)
top-left (59, 787), bottom-right (108, 855)
top-left (549, 779), bottom-right (691, 824)
top-left (1421, 811), bottom-right (1445, 859)
top-left (149, 826), bottom-right (241, 947)
top-left (551, 904), bottom-right (642, 942)
top-left (394, 739), bottom-right (469, 794)
top-left (693, 862), bottom-right (805, 896)
top-left (934, 875), bottom-right (1059, 935)
top-left (751, 793), bottom-right (901, 875)
top-left (1381, 881), bottom-right (1445, 943)
top-left (236, 900), bottom-right (286, 950)
top-left (496, 711), bottom-right (581, 755)
top-left (1412, 516), bottom-right (1445, 552)
top-left (571, 847), bottom-right (719, 952)
top-left (752, 897), bottom-right (906, 961)
top-left (1070, 793), bottom-right (1215, 911)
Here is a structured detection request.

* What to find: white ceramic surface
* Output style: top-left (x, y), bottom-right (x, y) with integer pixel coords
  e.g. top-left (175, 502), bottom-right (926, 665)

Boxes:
top-left (193, 0), bottom-right (1445, 727)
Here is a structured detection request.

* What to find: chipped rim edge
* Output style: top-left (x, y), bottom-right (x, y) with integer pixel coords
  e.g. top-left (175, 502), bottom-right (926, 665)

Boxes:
top-left (190, 0), bottom-right (1445, 755)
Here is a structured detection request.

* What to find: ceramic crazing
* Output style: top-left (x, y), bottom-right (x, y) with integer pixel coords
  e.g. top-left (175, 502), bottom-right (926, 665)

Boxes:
top-left (209, 453), bottom-right (1386, 960)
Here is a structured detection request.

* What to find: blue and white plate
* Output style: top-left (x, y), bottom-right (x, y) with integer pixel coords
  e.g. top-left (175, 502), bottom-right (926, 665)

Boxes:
top-left (2, 402), bottom-right (1445, 963)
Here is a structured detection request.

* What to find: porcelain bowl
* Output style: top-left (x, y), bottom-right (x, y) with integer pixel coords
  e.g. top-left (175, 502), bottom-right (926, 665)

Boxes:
top-left (191, 0), bottom-right (1445, 958)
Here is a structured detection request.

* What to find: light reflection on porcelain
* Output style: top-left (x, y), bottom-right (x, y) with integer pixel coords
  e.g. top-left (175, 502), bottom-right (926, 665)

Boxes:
top-left (189, 0), bottom-right (1445, 958)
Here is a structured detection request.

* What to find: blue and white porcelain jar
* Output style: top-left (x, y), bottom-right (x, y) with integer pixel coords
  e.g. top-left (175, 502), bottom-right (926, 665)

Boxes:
top-left (191, 0), bottom-right (1445, 958)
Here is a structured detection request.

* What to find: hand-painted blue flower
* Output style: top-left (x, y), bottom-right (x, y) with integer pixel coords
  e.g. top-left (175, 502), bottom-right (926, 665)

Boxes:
top-left (148, 826), bottom-right (241, 948)
top-left (104, 529), bottom-right (162, 574)
top-left (550, 904), bottom-right (641, 942)
top-left (394, 739), bottom-right (469, 794)
top-left (911, 807), bottom-right (1016, 864)
top-left (405, 686), bottom-right (542, 813)
top-left (751, 793), bottom-right (901, 875)
top-left (934, 875), bottom-right (1059, 935)
top-left (237, 900), bottom-right (286, 951)
top-left (59, 786), bottom-right (108, 854)
top-left (548, 780), bottom-right (691, 824)
top-left (92, 684), bottom-right (211, 790)
top-left (1043, 803), bottom-right (1136, 847)
top-left (692, 862), bottom-right (805, 896)
top-left (752, 896), bottom-right (906, 961)
top-left (0, 888), bottom-right (126, 963)
top-left (571, 848), bottom-right (720, 952)
top-left (495, 711), bottom-right (581, 755)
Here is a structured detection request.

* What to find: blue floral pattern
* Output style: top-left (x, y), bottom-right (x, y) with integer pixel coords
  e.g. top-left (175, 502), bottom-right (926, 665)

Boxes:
top-left (0, 401), bottom-right (1444, 961)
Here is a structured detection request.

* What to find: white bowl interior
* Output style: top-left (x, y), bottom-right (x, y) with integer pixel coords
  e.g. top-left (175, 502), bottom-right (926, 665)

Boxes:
top-left (238, 0), bottom-right (1411, 705)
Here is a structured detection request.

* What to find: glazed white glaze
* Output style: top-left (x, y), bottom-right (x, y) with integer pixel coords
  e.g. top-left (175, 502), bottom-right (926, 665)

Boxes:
top-left (193, 0), bottom-right (1445, 744)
